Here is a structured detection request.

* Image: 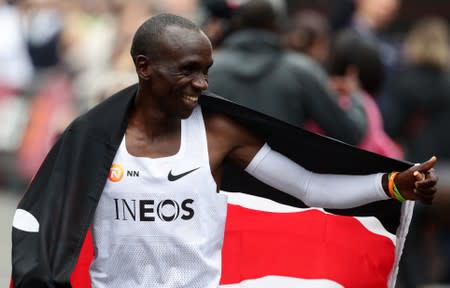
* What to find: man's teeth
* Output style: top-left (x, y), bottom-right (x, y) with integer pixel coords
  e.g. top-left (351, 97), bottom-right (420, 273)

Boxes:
top-left (183, 95), bottom-right (198, 102)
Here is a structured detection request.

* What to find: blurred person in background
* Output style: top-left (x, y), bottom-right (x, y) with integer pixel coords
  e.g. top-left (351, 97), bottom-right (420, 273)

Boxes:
top-left (305, 30), bottom-right (403, 159)
top-left (60, 0), bottom-right (126, 110)
top-left (19, 0), bottom-right (63, 73)
top-left (338, 0), bottom-right (402, 109)
top-left (0, 0), bottom-right (34, 189)
top-left (200, 0), bottom-right (235, 50)
top-left (0, 0), bottom-right (34, 95)
top-left (14, 0), bottom-right (78, 184)
top-left (1, 0), bottom-right (69, 190)
top-left (64, 0), bottom-right (197, 111)
top-left (153, 0), bottom-right (199, 20)
top-left (110, 0), bottom-right (156, 72)
top-left (383, 17), bottom-right (450, 163)
top-left (208, 0), bottom-right (367, 145)
top-left (282, 9), bottom-right (330, 67)
top-left (382, 17), bottom-right (450, 286)
top-left (16, 0), bottom-right (154, 183)
top-left (328, 0), bottom-right (355, 34)
top-left (350, 0), bottom-right (400, 40)
top-left (349, 0), bottom-right (400, 73)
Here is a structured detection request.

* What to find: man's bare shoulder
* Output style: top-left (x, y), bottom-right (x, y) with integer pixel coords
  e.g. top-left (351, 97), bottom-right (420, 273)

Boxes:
top-left (202, 110), bottom-right (243, 136)
top-left (202, 109), bottom-right (263, 149)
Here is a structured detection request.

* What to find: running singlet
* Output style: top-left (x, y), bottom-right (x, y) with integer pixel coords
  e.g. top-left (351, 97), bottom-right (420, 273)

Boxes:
top-left (90, 106), bottom-right (227, 287)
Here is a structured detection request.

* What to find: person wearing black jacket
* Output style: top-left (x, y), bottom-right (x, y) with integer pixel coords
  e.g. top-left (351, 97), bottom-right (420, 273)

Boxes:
top-left (207, 0), bottom-right (366, 145)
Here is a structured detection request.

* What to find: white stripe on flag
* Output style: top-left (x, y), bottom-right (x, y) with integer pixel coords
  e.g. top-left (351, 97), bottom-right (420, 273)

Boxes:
top-left (219, 275), bottom-right (343, 287)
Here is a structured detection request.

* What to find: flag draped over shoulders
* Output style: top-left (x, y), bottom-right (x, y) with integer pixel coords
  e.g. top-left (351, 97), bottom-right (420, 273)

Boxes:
top-left (11, 84), bottom-right (413, 288)
top-left (202, 94), bottom-right (413, 288)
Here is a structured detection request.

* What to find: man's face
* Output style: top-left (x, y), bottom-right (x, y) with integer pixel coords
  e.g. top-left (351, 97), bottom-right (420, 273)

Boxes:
top-left (149, 26), bottom-right (213, 119)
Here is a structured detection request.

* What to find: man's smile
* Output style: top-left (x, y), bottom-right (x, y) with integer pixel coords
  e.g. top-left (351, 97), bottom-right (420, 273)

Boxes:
top-left (183, 95), bottom-right (199, 104)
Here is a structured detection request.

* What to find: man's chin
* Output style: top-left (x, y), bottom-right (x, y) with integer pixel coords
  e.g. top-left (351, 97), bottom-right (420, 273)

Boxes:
top-left (178, 108), bottom-right (196, 119)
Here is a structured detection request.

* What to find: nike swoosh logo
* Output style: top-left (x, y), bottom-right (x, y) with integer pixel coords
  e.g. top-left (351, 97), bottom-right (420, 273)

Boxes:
top-left (168, 167), bottom-right (200, 181)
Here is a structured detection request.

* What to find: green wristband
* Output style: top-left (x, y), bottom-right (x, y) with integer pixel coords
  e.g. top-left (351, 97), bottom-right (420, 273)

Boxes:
top-left (392, 181), bottom-right (406, 203)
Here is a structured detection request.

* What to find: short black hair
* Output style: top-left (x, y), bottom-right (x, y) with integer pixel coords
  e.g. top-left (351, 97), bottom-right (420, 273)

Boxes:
top-left (130, 13), bottom-right (201, 62)
top-left (328, 31), bottom-right (384, 96)
top-left (230, 0), bottom-right (286, 31)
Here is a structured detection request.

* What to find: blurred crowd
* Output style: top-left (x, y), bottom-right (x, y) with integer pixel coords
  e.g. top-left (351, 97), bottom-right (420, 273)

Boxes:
top-left (0, 0), bottom-right (449, 286)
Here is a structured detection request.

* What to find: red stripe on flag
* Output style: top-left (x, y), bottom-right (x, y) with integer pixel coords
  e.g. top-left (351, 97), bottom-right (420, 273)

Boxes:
top-left (220, 204), bottom-right (395, 288)
top-left (71, 229), bottom-right (93, 288)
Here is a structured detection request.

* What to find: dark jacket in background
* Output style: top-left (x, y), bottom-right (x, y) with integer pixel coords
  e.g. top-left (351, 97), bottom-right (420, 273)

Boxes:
top-left (208, 29), bottom-right (367, 145)
top-left (383, 65), bottom-right (450, 162)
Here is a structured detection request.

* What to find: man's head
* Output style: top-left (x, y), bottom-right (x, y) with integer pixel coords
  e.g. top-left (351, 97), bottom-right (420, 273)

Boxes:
top-left (130, 14), bottom-right (213, 119)
top-left (328, 31), bottom-right (384, 96)
top-left (282, 10), bottom-right (330, 65)
top-left (131, 13), bottom-right (202, 64)
top-left (229, 0), bottom-right (287, 32)
top-left (354, 0), bottom-right (399, 30)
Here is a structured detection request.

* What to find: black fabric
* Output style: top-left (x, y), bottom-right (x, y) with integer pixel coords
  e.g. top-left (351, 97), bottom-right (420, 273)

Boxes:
top-left (12, 84), bottom-right (411, 287)
top-left (12, 85), bottom-right (136, 287)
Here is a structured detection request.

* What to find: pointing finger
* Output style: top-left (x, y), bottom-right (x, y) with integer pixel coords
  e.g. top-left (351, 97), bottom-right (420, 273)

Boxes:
top-left (416, 156), bottom-right (437, 173)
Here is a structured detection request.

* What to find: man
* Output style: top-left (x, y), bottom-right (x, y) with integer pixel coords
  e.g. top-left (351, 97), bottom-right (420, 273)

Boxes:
top-left (11, 13), bottom-right (437, 287)
top-left (207, 0), bottom-right (366, 145)
top-left (282, 9), bottom-right (330, 67)
top-left (350, 0), bottom-right (400, 68)
top-left (344, 0), bottom-right (401, 106)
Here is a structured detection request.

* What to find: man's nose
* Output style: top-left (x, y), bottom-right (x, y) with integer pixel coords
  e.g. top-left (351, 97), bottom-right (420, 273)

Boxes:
top-left (192, 74), bottom-right (208, 90)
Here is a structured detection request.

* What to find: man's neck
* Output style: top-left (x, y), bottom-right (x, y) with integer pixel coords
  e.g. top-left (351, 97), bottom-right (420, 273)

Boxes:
top-left (129, 90), bottom-right (180, 140)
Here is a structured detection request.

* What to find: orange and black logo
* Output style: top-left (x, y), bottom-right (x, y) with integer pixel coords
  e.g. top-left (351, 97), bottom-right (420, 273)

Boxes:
top-left (108, 164), bottom-right (124, 182)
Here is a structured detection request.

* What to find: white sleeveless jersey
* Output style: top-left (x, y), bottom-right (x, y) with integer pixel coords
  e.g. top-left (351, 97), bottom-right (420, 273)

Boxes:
top-left (90, 106), bottom-right (228, 288)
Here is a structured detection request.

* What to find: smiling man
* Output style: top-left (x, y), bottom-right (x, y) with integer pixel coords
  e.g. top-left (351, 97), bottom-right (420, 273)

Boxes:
top-left (11, 13), bottom-right (438, 288)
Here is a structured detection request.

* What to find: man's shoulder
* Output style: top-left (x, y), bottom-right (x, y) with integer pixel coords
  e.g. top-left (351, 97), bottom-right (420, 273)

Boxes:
top-left (284, 52), bottom-right (326, 76)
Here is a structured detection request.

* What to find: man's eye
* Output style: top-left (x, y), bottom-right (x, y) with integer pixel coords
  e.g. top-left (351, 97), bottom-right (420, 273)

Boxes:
top-left (181, 65), bottom-right (195, 74)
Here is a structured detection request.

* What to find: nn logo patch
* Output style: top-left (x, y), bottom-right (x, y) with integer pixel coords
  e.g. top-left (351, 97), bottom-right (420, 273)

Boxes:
top-left (109, 164), bottom-right (140, 182)
top-left (127, 170), bottom-right (139, 177)
top-left (108, 164), bottom-right (124, 182)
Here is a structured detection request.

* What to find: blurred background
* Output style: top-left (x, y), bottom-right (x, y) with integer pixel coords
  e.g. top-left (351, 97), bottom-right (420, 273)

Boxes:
top-left (1, 0), bottom-right (449, 286)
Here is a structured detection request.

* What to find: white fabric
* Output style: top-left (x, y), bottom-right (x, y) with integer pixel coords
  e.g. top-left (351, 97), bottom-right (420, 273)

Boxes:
top-left (12, 209), bottom-right (39, 232)
top-left (90, 106), bottom-right (227, 288)
top-left (388, 200), bottom-right (415, 288)
top-left (245, 143), bottom-right (389, 209)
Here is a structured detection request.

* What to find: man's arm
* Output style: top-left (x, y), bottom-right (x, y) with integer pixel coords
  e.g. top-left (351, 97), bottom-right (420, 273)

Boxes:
top-left (205, 112), bottom-right (438, 207)
top-left (204, 112), bottom-right (265, 173)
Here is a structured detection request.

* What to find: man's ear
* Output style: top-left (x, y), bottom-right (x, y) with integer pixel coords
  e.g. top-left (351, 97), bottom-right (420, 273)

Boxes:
top-left (135, 55), bottom-right (152, 80)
